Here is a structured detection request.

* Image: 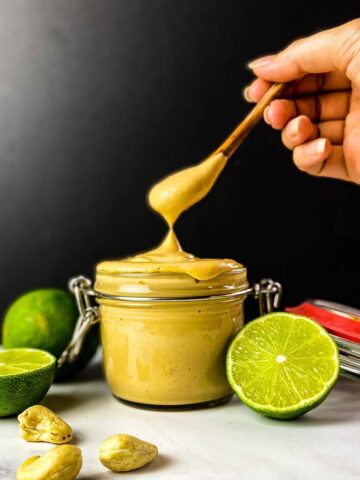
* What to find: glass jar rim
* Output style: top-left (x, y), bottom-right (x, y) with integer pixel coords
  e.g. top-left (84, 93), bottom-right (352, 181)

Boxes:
top-left (95, 265), bottom-right (248, 300)
top-left (95, 267), bottom-right (246, 277)
top-left (92, 284), bottom-right (252, 303)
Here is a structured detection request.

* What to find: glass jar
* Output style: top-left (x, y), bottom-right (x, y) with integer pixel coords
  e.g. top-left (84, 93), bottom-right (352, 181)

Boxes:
top-left (59, 273), bottom-right (281, 409)
top-left (95, 267), bottom-right (248, 407)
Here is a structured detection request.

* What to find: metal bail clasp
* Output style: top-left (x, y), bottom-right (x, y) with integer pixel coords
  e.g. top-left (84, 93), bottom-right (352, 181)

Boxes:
top-left (253, 278), bottom-right (282, 315)
top-left (57, 276), bottom-right (99, 369)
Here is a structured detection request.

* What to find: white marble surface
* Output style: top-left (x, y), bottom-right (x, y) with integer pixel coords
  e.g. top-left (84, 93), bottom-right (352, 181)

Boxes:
top-left (1, 352), bottom-right (360, 480)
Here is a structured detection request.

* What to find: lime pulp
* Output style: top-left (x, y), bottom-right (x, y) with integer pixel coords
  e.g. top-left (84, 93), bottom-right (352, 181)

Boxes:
top-left (226, 312), bottom-right (340, 419)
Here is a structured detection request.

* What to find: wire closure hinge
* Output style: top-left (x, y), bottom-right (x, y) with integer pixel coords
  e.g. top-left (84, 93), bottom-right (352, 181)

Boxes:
top-left (57, 276), bottom-right (99, 369)
top-left (252, 278), bottom-right (282, 315)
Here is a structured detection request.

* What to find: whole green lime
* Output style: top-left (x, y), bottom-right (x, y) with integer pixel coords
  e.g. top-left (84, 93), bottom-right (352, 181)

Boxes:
top-left (2, 289), bottom-right (98, 381)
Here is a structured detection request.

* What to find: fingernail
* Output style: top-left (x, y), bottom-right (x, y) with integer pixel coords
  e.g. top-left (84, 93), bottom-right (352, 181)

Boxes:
top-left (243, 87), bottom-right (252, 102)
top-left (264, 106), bottom-right (271, 124)
top-left (309, 138), bottom-right (327, 156)
top-left (247, 55), bottom-right (275, 70)
top-left (290, 117), bottom-right (301, 137)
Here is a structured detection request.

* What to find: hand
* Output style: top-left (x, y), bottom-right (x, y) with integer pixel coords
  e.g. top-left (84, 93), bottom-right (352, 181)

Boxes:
top-left (244, 19), bottom-right (360, 184)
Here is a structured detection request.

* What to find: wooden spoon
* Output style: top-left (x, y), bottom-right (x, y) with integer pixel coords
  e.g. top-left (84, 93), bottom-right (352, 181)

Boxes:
top-left (148, 82), bottom-right (287, 225)
top-left (215, 82), bottom-right (286, 158)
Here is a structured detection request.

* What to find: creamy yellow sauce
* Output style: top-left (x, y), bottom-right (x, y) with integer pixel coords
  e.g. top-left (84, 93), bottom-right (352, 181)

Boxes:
top-left (97, 151), bottom-right (242, 280)
top-left (148, 152), bottom-right (227, 227)
top-left (98, 230), bottom-right (241, 282)
top-left (97, 150), bottom-right (246, 406)
top-left (100, 294), bottom-right (244, 405)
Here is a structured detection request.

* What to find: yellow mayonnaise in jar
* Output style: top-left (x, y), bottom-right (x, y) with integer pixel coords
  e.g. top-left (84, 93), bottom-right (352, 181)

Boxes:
top-left (95, 259), bottom-right (248, 407)
top-left (62, 151), bottom-right (281, 408)
top-left (93, 151), bottom-right (249, 407)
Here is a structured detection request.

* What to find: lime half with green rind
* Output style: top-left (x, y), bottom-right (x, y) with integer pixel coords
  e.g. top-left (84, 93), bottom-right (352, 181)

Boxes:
top-left (226, 312), bottom-right (340, 419)
top-left (0, 348), bottom-right (56, 416)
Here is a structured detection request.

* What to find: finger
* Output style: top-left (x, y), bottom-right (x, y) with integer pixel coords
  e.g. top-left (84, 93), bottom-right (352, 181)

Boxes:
top-left (318, 120), bottom-right (345, 145)
top-left (293, 140), bottom-right (350, 181)
top-left (315, 146), bottom-right (349, 181)
top-left (293, 138), bottom-right (332, 176)
top-left (264, 91), bottom-right (350, 129)
top-left (344, 85), bottom-right (360, 183)
top-left (248, 19), bottom-right (360, 86)
top-left (264, 100), bottom-right (294, 129)
top-left (281, 117), bottom-right (345, 150)
top-left (244, 78), bottom-right (272, 102)
top-left (281, 116), bottom-right (317, 150)
top-left (244, 71), bottom-right (351, 103)
top-left (283, 71), bottom-right (351, 97)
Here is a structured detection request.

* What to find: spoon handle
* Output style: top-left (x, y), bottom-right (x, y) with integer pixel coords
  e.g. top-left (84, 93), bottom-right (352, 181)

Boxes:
top-left (215, 82), bottom-right (287, 158)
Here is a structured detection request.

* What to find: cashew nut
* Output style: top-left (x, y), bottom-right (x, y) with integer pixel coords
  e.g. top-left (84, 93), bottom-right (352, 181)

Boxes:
top-left (18, 405), bottom-right (73, 444)
top-left (16, 445), bottom-right (82, 480)
top-left (99, 434), bottom-right (158, 472)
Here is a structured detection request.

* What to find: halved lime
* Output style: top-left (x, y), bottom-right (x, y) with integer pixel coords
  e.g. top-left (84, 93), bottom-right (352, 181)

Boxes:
top-left (226, 312), bottom-right (340, 419)
top-left (0, 348), bottom-right (56, 417)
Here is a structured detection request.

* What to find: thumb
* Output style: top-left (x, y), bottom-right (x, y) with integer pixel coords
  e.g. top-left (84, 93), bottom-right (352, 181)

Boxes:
top-left (248, 19), bottom-right (360, 87)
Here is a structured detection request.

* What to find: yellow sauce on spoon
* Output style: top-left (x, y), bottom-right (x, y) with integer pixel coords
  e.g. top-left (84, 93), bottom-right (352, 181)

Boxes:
top-left (148, 152), bottom-right (227, 227)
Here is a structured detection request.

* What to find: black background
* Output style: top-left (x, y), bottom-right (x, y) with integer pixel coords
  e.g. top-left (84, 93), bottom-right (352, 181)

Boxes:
top-left (0, 1), bottom-right (359, 321)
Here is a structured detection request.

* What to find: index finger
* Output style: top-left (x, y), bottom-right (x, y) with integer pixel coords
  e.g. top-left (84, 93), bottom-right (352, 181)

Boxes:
top-left (245, 71), bottom-right (350, 103)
